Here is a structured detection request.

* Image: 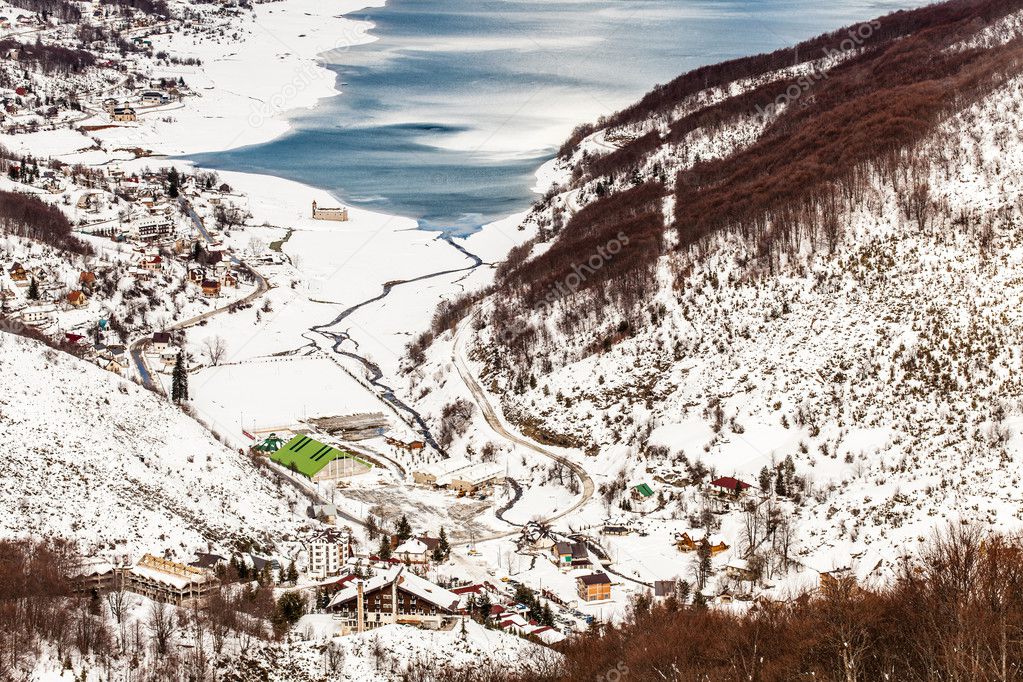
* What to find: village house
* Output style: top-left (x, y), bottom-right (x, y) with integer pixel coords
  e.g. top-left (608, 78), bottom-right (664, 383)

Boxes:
top-left (151, 331), bottom-right (171, 353)
top-left (306, 528), bottom-right (351, 579)
top-left (141, 90), bottom-right (168, 105)
top-left (103, 355), bottom-right (128, 375)
top-left (551, 541), bottom-right (592, 571)
top-left (201, 279), bottom-right (221, 297)
top-left (139, 254), bottom-right (163, 272)
top-left (675, 532), bottom-right (729, 555)
top-left (19, 304), bottom-right (55, 327)
top-left (127, 554), bottom-right (216, 605)
top-left (8, 262), bottom-right (27, 284)
top-left (79, 271), bottom-right (97, 289)
top-left (632, 483), bottom-right (655, 502)
top-left (709, 476), bottom-right (753, 498)
top-left (112, 106), bottom-right (137, 122)
top-left (311, 200), bottom-right (349, 222)
top-left (653, 580), bottom-right (682, 604)
top-left (725, 558), bottom-right (758, 583)
top-left (66, 290), bottom-right (87, 307)
top-left (576, 572), bottom-right (612, 603)
top-left (189, 553), bottom-right (228, 573)
top-left (327, 565), bottom-right (460, 633)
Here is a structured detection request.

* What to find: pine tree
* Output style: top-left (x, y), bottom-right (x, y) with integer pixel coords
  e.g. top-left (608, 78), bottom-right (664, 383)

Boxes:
top-left (477, 593), bottom-right (492, 623)
top-left (395, 515), bottom-right (412, 543)
top-left (438, 527), bottom-right (450, 560)
top-left (287, 562), bottom-right (298, 584)
top-left (27, 277), bottom-right (38, 300)
top-left (171, 352), bottom-right (188, 403)
top-left (758, 466), bottom-right (772, 491)
top-left (377, 535), bottom-right (392, 560)
top-left (167, 167), bottom-right (179, 198)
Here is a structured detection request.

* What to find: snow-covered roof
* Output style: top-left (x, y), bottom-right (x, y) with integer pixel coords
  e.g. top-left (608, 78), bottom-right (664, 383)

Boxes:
top-left (415, 457), bottom-right (471, 479)
top-left (327, 566), bottom-right (459, 612)
top-left (395, 538), bottom-right (428, 555)
top-left (436, 462), bottom-right (503, 487)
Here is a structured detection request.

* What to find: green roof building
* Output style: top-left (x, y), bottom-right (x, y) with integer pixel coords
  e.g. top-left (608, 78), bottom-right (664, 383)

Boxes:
top-left (270, 435), bottom-right (369, 480)
top-left (633, 483), bottom-right (654, 498)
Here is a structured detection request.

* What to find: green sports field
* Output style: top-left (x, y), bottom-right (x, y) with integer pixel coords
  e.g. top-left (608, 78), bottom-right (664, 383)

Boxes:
top-left (270, 435), bottom-right (371, 478)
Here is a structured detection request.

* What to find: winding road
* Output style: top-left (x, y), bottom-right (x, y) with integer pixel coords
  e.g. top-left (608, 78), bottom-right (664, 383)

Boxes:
top-left (452, 312), bottom-right (595, 542)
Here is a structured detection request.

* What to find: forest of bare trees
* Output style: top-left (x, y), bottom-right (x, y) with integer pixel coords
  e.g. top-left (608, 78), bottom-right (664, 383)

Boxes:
top-left (504, 527), bottom-right (1023, 682)
top-left (0, 189), bottom-right (92, 255)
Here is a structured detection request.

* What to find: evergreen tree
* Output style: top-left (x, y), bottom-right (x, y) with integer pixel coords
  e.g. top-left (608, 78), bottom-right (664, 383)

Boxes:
top-left (477, 593), bottom-right (492, 624)
top-left (171, 352), bottom-right (188, 403)
top-left (758, 466), bottom-right (772, 491)
top-left (167, 167), bottom-right (179, 198)
top-left (395, 515), bottom-right (412, 543)
top-left (774, 467), bottom-right (787, 497)
top-left (287, 562), bottom-right (298, 584)
top-left (438, 527), bottom-right (450, 560)
top-left (27, 277), bottom-right (38, 300)
top-left (377, 535), bottom-right (392, 560)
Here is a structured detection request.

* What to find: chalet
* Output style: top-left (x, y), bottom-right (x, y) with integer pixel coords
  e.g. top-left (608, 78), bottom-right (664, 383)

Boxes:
top-left (327, 565), bottom-right (460, 632)
top-left (709, 476), bottom-right (753, 497)
top-left (386, 437), bottom-right (426, 452)
top-left (139, 255), bottom-right (162, 272)
top-left (551, 541), bottom-right (591, 571)
top-left (311, 200), bottom-right (349, 222)
top-left (602, 525), bottom-right (631, 536)
top-left (306, 528), bottom-right (351, 579)
top-left (8, 262), bottom-right (27, 283)
top-left (102, 98), bottom-right (119, 114)
top-left (151, 331), bottom-right (171, 353)
top-left (632, 483), bottom-right (654, 501)
top-left (675, 532), bottom-right (729, 555)
top-left (127, 554), bottom-right (215, 605)
top-left (576, 572), bottom-right (612, 603)
top-left (201, 279), bottom-right (221, 297)
top-left (79, 271), bottom-right (97, 288)
top-left (67, 290), bottom-right (87, 307)
top-left (188, 266), bottom-right (205, 284)
top-left (112, 106), bottom-right (136, 122)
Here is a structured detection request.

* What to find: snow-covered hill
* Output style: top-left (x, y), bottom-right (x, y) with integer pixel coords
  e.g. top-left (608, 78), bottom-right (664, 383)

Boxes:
top-left (0, 332), bottom-right (306, 559)
top-left (410, 0), bottom-right (1023, 586)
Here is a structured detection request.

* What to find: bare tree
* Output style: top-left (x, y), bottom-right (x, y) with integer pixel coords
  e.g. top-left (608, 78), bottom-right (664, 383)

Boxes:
top-left (202, 335), bottom-right (228, 366)
top-left (147, 600), bottom-right (177, 658)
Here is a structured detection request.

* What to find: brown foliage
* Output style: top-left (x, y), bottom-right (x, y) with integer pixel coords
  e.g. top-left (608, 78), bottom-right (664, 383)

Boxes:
top-left (509, 527), bottom-right (1023, 682)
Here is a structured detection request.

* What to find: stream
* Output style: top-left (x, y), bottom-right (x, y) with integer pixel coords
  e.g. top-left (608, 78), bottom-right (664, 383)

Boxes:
top-left (306, 235), bottom-right (485, 452)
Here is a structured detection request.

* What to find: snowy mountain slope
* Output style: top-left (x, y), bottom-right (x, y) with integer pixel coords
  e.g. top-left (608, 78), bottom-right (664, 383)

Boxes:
top-left (408, 1), bottom-right (1023, 584)
top-left (0, 332), bottom-right (307, 559)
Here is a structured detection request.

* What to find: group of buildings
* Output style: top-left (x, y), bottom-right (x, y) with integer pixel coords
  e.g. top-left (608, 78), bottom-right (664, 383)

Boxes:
top-left (412, 457), bottom-right (505, 496)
